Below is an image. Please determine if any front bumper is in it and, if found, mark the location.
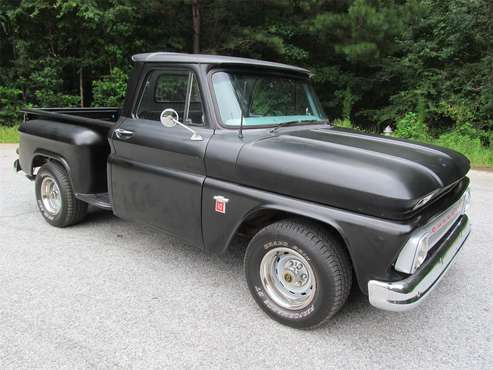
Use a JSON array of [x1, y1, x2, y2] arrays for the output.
[[368, 215, 471, 312]]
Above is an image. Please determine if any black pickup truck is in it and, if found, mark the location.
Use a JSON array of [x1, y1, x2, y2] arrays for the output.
[[14, 52, 471, 328]]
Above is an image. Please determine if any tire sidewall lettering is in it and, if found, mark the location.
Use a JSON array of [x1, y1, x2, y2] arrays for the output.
[[254, 285, 315, 319], [263, 240, 311, 262], [37, 198, 56, 221]]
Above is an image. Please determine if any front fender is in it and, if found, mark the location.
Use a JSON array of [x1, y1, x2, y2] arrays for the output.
[[202, 177, 415, 294]]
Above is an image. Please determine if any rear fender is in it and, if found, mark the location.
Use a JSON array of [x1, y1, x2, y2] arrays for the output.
[[18, 120, 110, 194]]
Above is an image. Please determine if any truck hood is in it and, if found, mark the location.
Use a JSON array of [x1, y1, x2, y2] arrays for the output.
[[235, 127, 470, 219]]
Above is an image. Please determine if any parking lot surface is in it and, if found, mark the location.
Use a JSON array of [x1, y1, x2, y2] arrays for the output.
[[1, 144, 492, 369]]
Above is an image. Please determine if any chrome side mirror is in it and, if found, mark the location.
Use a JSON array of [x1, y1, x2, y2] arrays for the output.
[[160, 108, 178, 128], [160, 108, 203, 141]]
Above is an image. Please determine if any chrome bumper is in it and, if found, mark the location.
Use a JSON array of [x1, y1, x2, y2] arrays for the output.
[[368, 215, 471, 312]]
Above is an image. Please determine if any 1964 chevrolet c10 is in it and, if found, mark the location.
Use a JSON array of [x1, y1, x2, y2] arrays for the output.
[[14, 52, 471, 328]]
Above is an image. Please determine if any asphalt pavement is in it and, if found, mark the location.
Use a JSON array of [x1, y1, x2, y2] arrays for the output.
[[0, 143, 492, 369]]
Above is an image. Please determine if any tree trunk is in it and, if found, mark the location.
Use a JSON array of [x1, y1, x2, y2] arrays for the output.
[[192, 0, 200, 53], [79, 67, 84, 107]]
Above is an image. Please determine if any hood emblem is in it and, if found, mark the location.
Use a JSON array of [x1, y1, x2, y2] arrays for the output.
[[213, 195, 229, 214]]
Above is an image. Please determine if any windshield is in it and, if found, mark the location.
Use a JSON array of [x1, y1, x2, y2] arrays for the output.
[[211, 71, 326, 127]]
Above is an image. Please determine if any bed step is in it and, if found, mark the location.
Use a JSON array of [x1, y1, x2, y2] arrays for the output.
[[76, 192, 112, 210]]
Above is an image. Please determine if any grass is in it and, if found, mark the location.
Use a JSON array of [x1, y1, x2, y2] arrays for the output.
[[0, 125, 19, 143], [435, 138, 493, 168]]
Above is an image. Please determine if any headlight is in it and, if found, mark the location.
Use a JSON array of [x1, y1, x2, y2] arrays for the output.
[[412, 234, 430, 272]]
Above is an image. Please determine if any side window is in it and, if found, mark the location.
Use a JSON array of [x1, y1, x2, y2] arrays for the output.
[[136, 70, 204, 125]]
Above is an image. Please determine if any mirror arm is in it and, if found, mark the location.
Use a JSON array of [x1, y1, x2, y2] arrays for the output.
[[172, 118, 203, 141], [172, 118, 195, 134]]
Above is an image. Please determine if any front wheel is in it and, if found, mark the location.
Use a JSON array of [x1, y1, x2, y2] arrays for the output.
[[35, 161, 88, 227], [244, 219, 352, 329]]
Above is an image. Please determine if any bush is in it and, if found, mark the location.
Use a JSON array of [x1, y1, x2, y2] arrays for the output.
[[394, 112, 430, 142], [92, 68, 128, 107], [0, 86, 23, 126], [333, 118, 353, 128], [381, 111, 493, 167], [34, 90, 80, 107], [30, 65, 80, 107]]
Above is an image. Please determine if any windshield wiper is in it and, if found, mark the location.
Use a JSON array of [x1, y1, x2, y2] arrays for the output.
[[269, 119, 328, 134]]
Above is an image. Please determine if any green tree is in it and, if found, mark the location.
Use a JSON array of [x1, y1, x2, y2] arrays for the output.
[[0, 0, 491, 142], [92, 67, 128, 107]]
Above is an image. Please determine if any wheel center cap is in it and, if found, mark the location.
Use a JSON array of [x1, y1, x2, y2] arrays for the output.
[[283, 272, 293, 283]]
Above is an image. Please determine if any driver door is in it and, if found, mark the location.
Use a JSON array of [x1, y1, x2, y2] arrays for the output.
[[109, 68, 212, 248]]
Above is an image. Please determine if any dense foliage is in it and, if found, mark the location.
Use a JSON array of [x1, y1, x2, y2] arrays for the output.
[[0, 0, 492, 164]]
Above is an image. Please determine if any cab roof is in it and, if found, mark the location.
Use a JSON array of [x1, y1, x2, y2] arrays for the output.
[[131, 52, 310, 75]]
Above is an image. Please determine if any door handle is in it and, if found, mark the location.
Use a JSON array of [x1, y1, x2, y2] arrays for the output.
[[114, 128, 134, 140]]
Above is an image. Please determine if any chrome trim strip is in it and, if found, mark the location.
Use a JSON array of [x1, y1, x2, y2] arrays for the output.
[[368, 215, 470, 312]]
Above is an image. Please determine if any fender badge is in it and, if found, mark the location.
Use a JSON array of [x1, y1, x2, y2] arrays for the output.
[[213, 195, 229, 214]]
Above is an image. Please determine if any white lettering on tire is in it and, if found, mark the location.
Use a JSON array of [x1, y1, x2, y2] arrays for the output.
[[254, 285, 314, 319]]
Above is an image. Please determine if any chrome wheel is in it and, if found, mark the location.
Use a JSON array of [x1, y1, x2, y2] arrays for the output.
[[259, 247, 316, 310], [40, 176, 62, 215]]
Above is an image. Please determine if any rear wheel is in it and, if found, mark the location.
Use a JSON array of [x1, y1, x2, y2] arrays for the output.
[[35, 161, 88, 227], [244, 219, 352, 329]]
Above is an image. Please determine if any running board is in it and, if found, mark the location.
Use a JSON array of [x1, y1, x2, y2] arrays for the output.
[[76, 192, 112, 210]]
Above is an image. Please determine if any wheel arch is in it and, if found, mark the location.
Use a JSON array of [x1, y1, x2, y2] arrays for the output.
[[225, 205, 355, 269], [31, 150, 74, 187]]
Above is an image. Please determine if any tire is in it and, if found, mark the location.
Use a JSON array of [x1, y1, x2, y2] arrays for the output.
[[35, 161, 88, 227], [244, 219, 352, 329]]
